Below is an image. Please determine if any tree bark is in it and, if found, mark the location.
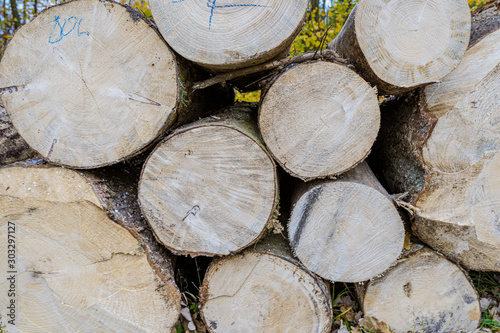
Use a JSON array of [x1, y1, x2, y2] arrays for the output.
[[149, 0, 309, 72], [328, 0, 471, 95], [359, 246, 480, 333], [0, 162, 181, 332], [0, 0, 232, 169], [371, 1, 500, 271], [258, 60, 380, 181], [138, 107, 279, 257], [199, 234, 333, 332], [288, 162, 405, 283], [9, 0, 20, 29]]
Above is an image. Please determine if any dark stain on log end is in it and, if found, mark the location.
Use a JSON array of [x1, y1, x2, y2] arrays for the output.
[[291, 186, 322, 249]]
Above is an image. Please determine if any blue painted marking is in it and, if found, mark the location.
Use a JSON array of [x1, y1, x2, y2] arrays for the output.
[[172, 0, 267, 30], [49, 16, 89, 44]]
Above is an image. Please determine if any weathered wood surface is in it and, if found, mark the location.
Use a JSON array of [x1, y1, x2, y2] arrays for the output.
[[329, 0, 471, 94], [149, 0, 308, 72], [199, 234, 333, 332], [259, 61, 380, 181], [139, 108, 279, 257], [360, 247, 480, 333], [0, 163, 181, 332], [371, 2, 500, 271], [0, 0, 231, 169], [288, 162, 405, 283], [0, 106, 38, 166]]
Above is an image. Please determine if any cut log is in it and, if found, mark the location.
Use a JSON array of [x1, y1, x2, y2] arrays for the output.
[[371, 2, 500, 271], [329, 0, 471, 94], [0, 163, 181, 331], [0, 0, 231, 169], [138, 107, 279, 256], [149, 0, 308, 72], [199, 234, 333, 332], [288, 162, 405, 283], [359, 247, 480, 333], [0, 106, 38, 166], [258, 61, 380, 181]]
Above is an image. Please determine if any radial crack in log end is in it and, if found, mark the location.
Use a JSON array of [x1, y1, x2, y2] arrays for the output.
[[0, 165, 180, 332], [139, 108, 279, 256], [259, 61, 380, 180], [200, 236, 332, 332], [0, 0, 229, 169]]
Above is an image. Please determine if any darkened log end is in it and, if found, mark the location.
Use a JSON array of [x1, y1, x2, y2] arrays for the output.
[[370, 90, 435, 203], [470, 0, 500, 46]]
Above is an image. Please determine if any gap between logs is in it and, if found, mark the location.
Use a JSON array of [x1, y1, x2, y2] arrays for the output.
[[192, 49, 350, 90]]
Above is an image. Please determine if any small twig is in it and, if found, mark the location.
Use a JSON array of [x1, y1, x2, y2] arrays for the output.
[[193, 49, 347, 90], [313, 24, 333, 59]]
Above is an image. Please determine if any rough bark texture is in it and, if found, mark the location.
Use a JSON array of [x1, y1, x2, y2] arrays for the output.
[[0, 162, 180, 332], [288, 162, 405, 283], [149, 0, 308, 72], [0, 106, 38, 166], [139, 107, 279, 257], [371, 1, 500, 271], [199, 234, 333, 332], [0, 0, 232, 169], [360, 247, 480, 333], [329, 0, 471, 95], [259, 60, 380, 181]]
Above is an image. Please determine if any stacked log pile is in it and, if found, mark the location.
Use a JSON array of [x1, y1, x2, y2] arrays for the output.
[[0, 0, 497, 331]]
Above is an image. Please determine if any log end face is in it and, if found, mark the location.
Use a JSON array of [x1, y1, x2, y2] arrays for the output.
[[288, 181, 405, 283], [139, 123, 278, 256], [354, 0, 471, 91], [363, 248, 480, 333], [150, 0, 309, 71], [200, 251, 332, 332], [259, 61, 380, 180], [0, 166, 181, 331], [0, 0, 179, 169]]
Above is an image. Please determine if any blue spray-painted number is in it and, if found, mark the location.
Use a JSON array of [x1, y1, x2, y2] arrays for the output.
[[49, 16, 90, 44], [172, 0, 267, 30]]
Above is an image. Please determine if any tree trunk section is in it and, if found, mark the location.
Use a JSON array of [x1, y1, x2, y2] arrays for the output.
[[149, 0, 308, 72], [329, 0, 471, 95], [199, 234, 333, 332], [371, 2, 500, 271], [0, 163, 181, 332], [138, 107, 279, 257], [288, 162, 405, 283], [359, 247, 480, 333], [0, 0, 232, 169], [258, 61, 380, 181], [0, 106, 38, 166]]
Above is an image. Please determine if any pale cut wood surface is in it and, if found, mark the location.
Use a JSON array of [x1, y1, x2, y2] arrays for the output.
[[371, 2, 500, 271], [149, 0, 308, 72], [259, 61, 380, 181], [362, 248, 480, 333], [0, 0, 183, 168], [330, 0, 471, 94], [199, 235, 333, 332], [0, 106, 38, 166], [0, 165, 180, 332], [288, 162, 405, 282], [139, 109, 278, 256]]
